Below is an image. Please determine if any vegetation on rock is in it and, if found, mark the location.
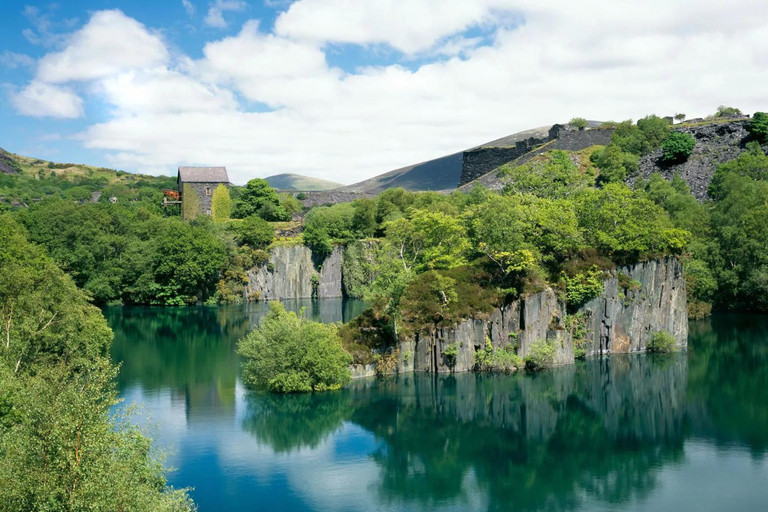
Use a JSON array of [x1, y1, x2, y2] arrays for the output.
[[661, 132, 696, 163], [647, 331, 677, 353]]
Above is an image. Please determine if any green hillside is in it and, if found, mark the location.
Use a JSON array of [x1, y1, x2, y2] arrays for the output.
[[0, 147, 175, 209], [265, 173, 342, 191]]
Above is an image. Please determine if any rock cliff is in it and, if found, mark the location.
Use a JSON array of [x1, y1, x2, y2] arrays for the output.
[[357, 257, 687, 376], [246, 245, 344, 300]]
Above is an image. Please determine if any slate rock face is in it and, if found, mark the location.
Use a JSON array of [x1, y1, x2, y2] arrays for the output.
[[246, 245, 344, 300], [0, 149, 20, 175], [370, 257, 687, 376], [633, 120, 764, 200]]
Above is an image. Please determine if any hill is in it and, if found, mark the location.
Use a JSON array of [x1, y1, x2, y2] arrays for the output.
[[265, 173, 342, 191], [0, 148, 175, 208]]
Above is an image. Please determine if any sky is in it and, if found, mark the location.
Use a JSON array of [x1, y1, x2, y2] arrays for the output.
[[1, 1, 768, 185]]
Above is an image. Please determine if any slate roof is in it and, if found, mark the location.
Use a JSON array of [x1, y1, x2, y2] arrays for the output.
[[177, 166, 229, 183]]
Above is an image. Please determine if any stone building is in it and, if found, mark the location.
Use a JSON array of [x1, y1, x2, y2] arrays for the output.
[[177, 166, 230, 215]]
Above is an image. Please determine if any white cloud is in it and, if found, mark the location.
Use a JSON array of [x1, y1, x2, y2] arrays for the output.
[[11, 81, 84, 118], [37, 10, 168, 83], [182, 0, 196, 15], [204, 0, 247, 28], [11, 2, 768, 185], [0, 51, 35, 69]]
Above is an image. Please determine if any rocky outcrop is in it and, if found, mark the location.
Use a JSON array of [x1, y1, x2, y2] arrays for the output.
[[246, 245, 344, 300], [632, 119, 764, 200], [356, 257, 687, 377], [581, 258, 688, 356], [0, 149, 20, 175]]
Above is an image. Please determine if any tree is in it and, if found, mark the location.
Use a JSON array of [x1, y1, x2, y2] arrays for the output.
[[715, 105, 742, 118], [238, 302, 352, 393], [748, 112, 768, 143], [233, 178, 283, 219], [569, 117, 588, 129], [211, 184, 231, 222], [233, 216, 274, 248], [502, 150, 595, 197], [590, 144, 639, 184], [182, 183, 200, 220], [674, 113, 686, 123], [661, 132, 696, 164], [351, 198, 377, 237], [0, 215, 194, 511], [708, 142, 768, 200]]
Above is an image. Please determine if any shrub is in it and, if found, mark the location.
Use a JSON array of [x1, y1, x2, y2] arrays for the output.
[[525, 340, 556, 371], [233, 216, 275, 248], [647, 331, 677, 353], [569, 117, 588, 129], [714, 105, 742, 118], [443, 343, 459, 368], [561, 266, 604, 308], [661, 132, 695, 163], [238, 302, 352, 393], [748, 112, 768, 143], [474, 339, 522, 372]]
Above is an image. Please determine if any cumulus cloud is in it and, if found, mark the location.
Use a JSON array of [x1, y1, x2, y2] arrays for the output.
[[37, 10, 168, 83], [11, 81, 84, 118], [11, 1, 768, 185], [204, 0, 247, 28]]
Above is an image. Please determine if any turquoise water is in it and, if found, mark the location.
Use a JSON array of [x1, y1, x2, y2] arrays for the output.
[[107, 305, 768, 512]]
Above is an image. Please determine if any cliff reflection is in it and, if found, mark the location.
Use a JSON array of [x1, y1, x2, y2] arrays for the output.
[[243, 354, 688, 511]]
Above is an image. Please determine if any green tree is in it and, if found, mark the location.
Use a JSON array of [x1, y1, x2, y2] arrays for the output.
[[0, 215, 194, 511], [569, 117, 588, 129], [661, 132, 696, 164], [590, 144, 639, 184], [674, 113, 686, 123], [748, 112, 768, 143], [708, 142, 768, 200], [232, 216, 274, 248], [211, 184, 231, 222], [714, 105, 742, 118], [233, 178, 285, 220], [182, 183, 200, 220], [351, 198, 377, 237], [502, 150, 595, 197], [238, 302, 352, 393]]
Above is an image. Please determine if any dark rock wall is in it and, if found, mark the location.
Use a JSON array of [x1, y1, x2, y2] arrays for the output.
[[632, 120, 756, 200], [246, 245, 344, 300]]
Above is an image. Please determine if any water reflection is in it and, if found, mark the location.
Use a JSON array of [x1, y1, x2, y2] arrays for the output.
[[107, 308, 768, 512]]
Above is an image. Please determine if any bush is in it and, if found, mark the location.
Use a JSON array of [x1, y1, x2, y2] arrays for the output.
[[474, 339, 522, 372], [443, 342, 459, 368], [569, 117, 588, 129], [525, 340, 556, 371], [748, 112, 768, 143], [647, 331, 677, 353], [561, 266, 604, 308], [661, 132, 696, 163], [238, 302, 352, 393], [233, 216, 274, 248], [714, 105, 742, 118]]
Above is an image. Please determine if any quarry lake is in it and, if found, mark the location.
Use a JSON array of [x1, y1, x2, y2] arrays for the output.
[[106, 304, 768, 512]]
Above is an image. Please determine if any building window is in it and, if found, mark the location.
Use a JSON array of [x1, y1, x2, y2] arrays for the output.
[[206, 209, 211, 215], [205, 187, 211, 195]]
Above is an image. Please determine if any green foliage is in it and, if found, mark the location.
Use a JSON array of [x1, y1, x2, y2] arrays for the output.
[[574, 183, 689, 261], [748, 112, 768, 143], [661, 132, 696, 163], [181, 183, 200, 220], [352, 198, 377, 237], [569, 117, 588, 129], [617, 272, 642, 292], [296, 191, 307, 200], [611, 116, 670, 156], [238, 302, 352, 393], [0, 216, 194, 511], [561, 267, 604, 308], [674, 113, 686, 122], [566, 313, 590, 359], [708, 142, 768, 199], [714, 105, 742, 118], [443, 343, 459, 368], [501, 150, 595, 198], [474, 339, 522, 372], [232, 216, 275, 249], [383, 210, 469, 272], [234, 178, 289, 221], [647, 331, 677, 353], [525, 340, 557, 371], [278, 192, 302, 215], [211, 183, 231, 222], [341, 241, 375, 298], [590, 144, 639, 184]]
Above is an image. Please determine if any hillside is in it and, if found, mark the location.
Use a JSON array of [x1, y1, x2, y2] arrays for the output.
[[264, 173, 342, 191], [0, 147, 175, 208]]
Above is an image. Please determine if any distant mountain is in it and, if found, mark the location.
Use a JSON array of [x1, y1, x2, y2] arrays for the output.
[[339, 125, 556, 194], [265, 173, 343, 191]]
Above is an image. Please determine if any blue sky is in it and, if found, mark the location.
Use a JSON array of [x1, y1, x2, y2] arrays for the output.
[[1, 0, 767, 184]]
